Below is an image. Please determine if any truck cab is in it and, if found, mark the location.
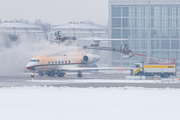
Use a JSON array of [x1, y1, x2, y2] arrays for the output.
[[133, 62, 144, 76], [133, 62, 143, 68]]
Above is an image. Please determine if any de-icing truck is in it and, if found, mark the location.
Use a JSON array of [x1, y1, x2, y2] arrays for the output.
[[133, 58, 176, 78]]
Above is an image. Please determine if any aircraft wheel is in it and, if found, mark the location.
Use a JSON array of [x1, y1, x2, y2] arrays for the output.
[[47, 72, 51, 76], [31, 73, 35, 78], [51, 71, 55, 76], [38, 71, 44, 76], [58, 73, 66, 77], [77, 71, 83, 77], [47, 71, 55, 76]]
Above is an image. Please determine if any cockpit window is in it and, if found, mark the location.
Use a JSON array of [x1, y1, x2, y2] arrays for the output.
[[30, 59, 40, 62]]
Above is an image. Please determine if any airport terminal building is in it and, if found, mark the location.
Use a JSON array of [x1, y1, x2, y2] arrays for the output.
[[109, 0, 180, 69], [0, 20, 44, 40]]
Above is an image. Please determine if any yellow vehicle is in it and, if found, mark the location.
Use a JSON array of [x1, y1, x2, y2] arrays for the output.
[[134, 63, 176, 78]]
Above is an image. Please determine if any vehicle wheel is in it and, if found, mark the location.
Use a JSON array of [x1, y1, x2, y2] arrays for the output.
[[161, 73, 170, 78]]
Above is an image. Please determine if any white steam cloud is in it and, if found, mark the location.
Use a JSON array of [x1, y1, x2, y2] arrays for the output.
[[0, 33, 81, 76]]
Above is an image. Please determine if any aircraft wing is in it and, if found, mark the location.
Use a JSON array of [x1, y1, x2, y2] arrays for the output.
[[60, 66, 135, 72]]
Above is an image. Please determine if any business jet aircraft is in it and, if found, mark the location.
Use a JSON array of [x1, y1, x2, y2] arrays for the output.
[[26, 38, 133, 77]]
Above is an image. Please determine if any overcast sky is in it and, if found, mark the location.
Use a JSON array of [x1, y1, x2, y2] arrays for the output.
[[0, 0, 108, 25]]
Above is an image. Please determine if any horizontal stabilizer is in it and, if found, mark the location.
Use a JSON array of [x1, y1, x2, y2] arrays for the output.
[[79, 37, 128, 41]]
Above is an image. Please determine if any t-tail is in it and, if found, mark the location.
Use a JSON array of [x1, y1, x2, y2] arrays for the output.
[[88, 40, 100, 54]]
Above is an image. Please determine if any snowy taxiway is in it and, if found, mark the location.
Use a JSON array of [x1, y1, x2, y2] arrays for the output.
[[0, 73, 180, 88]]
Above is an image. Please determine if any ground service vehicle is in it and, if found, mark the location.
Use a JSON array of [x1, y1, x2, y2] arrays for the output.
[[134, 61, 176, 78]]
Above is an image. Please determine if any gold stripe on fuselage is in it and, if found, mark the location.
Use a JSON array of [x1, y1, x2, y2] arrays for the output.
[[33, 55, 84, 70], [144, 65, 175, 68]]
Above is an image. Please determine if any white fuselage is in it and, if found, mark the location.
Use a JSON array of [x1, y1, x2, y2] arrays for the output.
[[26, 54, 100, 71]]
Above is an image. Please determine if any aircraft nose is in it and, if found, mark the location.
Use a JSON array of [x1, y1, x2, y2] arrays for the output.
[[97, 55, 100, 60], [26, 63, 35, 70]]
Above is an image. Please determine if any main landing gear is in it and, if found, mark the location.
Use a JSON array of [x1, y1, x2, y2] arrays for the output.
[[32, 70, 84, 78], [47, 71, 55, 77], [47, 71, 66, 77], [77, 71, 83, 77], [57, 72, 66, 77], [38, 71, 44, 76]]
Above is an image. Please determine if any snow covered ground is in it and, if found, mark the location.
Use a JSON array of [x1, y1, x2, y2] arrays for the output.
[[0, 86, 180, 120], [29, 79, 179, 84]]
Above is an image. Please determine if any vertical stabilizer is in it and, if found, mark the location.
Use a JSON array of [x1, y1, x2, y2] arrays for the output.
[[88, 40, 100, 54]]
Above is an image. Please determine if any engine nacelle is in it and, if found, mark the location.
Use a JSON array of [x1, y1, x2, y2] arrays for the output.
[[82, 54, 100, 64]]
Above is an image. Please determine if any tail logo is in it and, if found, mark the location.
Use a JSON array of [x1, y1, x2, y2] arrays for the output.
[[91, 44, 99, 46]]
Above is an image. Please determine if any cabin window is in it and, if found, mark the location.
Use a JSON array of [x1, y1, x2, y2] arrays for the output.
[[62, 61, 64, 64], [55, 61, 57, 64], [37, 60, 40, 62], [65, 61, 67, 63], [48, 61, 50, 64], [52, 61, 54, 64], [58, 61, 60, 64], [69, 60, 71, 63]]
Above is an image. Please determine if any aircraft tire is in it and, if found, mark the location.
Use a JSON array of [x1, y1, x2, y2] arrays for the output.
[[77, 74, 83, 77], [77, 71, 83, 77], [38, 71, 44, 76], [47, 71, 55, 77], [58, 73, 65, 77], [31, 75, 34, 78], [51, 71, 55, 76]]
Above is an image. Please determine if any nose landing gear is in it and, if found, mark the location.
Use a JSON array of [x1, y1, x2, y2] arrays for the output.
[[31, 72, 35, 78]]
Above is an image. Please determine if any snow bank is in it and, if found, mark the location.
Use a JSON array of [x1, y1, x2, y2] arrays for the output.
[[0, 86, 180, 120]]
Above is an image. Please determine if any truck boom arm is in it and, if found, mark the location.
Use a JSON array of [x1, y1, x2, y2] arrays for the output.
[[83, 45, 134, 58]]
